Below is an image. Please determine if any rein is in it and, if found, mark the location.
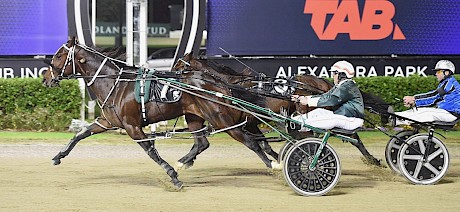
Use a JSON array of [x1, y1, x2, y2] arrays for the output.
[[177, 66, 324, 101]]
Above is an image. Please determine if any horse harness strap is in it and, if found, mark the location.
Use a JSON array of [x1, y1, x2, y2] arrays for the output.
[[209, 117, 248, 135], [87, 57, 109, 86], [140, 69, 149, 122], [134, 118, 248, 142], [58, 44, 76, 77], [94, 117, 118, 130]]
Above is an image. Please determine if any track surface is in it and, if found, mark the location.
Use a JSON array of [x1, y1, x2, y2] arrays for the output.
[[1, 141, 460, 211]]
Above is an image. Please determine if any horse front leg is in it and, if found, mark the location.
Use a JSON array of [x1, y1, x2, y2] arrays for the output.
[[176, 114, 210, 170], [349, 133, 382, 166], [52, 119, 110, 165], [126, 126, 183, 189]]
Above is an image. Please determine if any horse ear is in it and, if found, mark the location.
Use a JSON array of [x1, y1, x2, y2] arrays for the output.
[[184, 52, 193, 61], [67, 36, 77, 47], [241, 67, 253, 76]]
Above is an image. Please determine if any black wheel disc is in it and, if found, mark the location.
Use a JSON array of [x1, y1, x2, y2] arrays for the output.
[[399, 134, 449, 184], [283, 139, 341, 196]]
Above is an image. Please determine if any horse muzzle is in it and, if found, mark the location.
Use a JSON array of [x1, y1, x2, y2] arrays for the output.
[[42, 77, 61, 88]]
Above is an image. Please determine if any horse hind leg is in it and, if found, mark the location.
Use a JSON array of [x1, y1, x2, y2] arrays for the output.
[[52, 121, 109, 165], [226, 128, 280, 170], [349, 133, 382, 166], [176, 130, 209, 170], [259, 140, 279, 161], [245, 124, 279, 161], [176, 115, 210, 170]]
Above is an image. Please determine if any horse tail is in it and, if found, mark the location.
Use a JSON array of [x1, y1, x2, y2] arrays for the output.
[[361, 91, 389, 109], [360, 90, 391, 124]]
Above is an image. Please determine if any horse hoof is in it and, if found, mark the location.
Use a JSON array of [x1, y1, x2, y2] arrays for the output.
[[368, 157, 382, 166], [172, 180, 183, 190], [183, 161, 194, 170], [52, 159, 61, 166], [174, 162, 184, 171], [373, 159, 385, 167], [271, 161, 283, 170], [363, 156, 383, 167]]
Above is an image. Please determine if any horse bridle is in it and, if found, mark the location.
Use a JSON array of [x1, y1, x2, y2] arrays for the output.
[[177, 58, 191, 68], [46, 43, 78, 83], [49, 42, 134, 85]]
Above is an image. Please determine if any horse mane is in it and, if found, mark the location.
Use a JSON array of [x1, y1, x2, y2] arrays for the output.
[[230, 84, 266, 108], [193, 58, 266, 108], [95, 46, 127, 60], [205, 59, 245, 76]]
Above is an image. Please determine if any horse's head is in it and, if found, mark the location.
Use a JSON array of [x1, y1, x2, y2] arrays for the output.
[[42, 38, 76, 87], [42, 37, 81, 87]]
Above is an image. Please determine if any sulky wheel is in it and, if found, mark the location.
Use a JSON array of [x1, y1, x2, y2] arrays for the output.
[[398, 134, 449, 185], [278, 141, 295, 163], [283, 138, 341, 196], [385, 130, 416, 174]]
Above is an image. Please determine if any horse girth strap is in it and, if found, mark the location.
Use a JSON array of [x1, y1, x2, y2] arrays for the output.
[[134, 68, 183, 123], [135, 68, 154, 104]]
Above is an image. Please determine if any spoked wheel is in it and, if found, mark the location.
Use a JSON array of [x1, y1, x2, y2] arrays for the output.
[[398, 134, 449, 185], [283, 138, 341, 196], [278, 141, 295, 163], [279, 122, 308, 163], [385, 130, 416, 174]]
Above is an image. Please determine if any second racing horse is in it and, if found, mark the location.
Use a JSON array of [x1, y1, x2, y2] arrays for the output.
[[173, 53, 391, 166]]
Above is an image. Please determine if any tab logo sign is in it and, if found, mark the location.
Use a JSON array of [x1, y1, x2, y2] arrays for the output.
[[304, 0, 405, 40]]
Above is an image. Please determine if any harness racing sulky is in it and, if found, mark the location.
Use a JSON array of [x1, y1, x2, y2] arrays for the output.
[[42, 38, 456, 196], [370, 105, 458, 185]]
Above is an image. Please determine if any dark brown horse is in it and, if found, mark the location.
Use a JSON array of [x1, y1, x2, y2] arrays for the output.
[[42, 38, 281, 189], [173, 53, 390, 166]]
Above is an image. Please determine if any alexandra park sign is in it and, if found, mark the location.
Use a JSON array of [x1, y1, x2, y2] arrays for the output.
[[95, 22, 170, 37]]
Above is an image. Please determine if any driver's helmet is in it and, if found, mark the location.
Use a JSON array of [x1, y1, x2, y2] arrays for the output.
[[330, 60, 355, 78], [433, 60, 455, 74]]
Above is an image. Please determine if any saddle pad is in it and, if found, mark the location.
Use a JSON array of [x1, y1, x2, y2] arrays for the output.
[[148, 80, 182, 103], [135, 68, 182, 104]]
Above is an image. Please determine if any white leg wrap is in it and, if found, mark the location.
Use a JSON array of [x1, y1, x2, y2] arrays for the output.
[[174, 162, 184, 171], [271, 161, 283, 170]]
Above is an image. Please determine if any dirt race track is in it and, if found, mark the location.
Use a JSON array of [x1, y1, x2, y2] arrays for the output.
[[1, 138, 460, 211]]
